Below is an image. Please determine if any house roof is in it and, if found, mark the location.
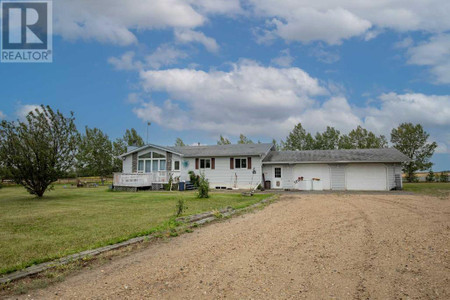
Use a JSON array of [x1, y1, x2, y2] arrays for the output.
[[168, 143, 274, 157], [263, 148, 409, 164], [120, 143, 274, 158]]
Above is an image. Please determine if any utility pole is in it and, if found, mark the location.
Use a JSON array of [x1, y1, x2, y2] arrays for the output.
[[146, 122, 151, 144]]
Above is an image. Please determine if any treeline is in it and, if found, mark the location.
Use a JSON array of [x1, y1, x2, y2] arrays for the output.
[[0, 105, 441, 197]]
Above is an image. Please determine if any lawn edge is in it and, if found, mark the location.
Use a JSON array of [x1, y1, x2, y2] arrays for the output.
[[0, 194, 278, 285]]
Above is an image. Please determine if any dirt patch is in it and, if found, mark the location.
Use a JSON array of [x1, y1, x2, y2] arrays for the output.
[[8, 194, 450, 299]]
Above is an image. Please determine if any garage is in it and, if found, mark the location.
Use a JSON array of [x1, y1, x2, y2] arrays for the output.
[[346, 164, 387, 191], [262, 148, 408, 191]]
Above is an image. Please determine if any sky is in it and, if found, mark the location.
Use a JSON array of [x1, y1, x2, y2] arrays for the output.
[[0, 0, 449, 170]]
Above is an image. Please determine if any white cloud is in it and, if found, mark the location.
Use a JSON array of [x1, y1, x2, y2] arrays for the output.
[[15, 104, 41, 120], [188, 0, 243, 15], [108, 51, 143, 71], [54, 0, 207, 45], [309, 46, 340, 64], [407, 34, 450, 84], [145, 45, 188, 69], [109, 45, 188, 71], [135, 60, 327, 136], [249, 0, 450, 44], [174, 29, 219, 53], [271, 49, 294, 67], [0, 111, 5, 120], [131, 60, 450, 152]]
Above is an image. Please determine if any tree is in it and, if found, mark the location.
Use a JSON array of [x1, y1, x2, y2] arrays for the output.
[[314, 126, 341, 150], [426, 169, 436, 182], [272, 139, 281, 151], [237, 134, 253, 144], [174, 138, 186, 147], [112, 138, 127, 172], [440, 172, 449, 182], [217, 135, 231, 145], [339, 126, 387, 149], [282, 123, 315, 150], [391, 123, 437, 182], [0, 105, 78, 197], [76, 127, 114, 181], [123, 128, 144, 147]]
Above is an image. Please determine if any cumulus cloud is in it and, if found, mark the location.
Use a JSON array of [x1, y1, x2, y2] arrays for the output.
[[249, 0, 450, 44], [131, 60, 450, 152], [54, 0, 207, 45], [174, 29, 219, 53], [406, 34, 450, 84], [108, 51, 143, 71]]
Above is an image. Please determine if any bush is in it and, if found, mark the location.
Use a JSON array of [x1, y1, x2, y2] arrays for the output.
[[440, 172, 449, 182], [188, 171, 200, 187], [426, 170, 436, 182], [175, 198, 188, 217], [197, 172, 209, 198]]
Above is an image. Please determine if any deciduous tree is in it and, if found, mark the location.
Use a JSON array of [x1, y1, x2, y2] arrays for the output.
[[282, 123, 315, 150], [237, 134, 253, 144], [174, 138, 186, 147], [391, 123, 437, 182], [217, 135, 231, 145], [0, 105, 78, 197], [123, 128, 144, 147]]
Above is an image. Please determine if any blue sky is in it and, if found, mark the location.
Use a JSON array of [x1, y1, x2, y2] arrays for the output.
[[0, 0, 449, 170]]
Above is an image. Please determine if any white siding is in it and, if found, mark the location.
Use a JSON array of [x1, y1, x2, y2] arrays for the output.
[[181, 156, 262, 189], [293, 164, 331, 190], [122, 156, 132, 173], [346, 164, 387, 191]]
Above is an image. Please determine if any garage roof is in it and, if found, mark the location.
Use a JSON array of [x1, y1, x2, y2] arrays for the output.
[[263, 148, 409, 163]]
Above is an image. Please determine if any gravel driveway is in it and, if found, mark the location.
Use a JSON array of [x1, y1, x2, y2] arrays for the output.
[[19, 194, 450, 299]]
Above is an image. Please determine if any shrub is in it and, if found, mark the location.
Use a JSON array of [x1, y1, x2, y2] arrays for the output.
[[175, 198, 188, 217], [426, 170, 435, 182], [188, 171, 199, 187], [197, 172, 209, 198]]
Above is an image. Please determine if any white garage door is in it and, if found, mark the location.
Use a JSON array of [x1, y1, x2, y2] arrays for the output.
[[346, 164, 387, 191]]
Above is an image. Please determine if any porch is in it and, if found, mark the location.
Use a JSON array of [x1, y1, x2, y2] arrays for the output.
[[113, 172, 169, 189]]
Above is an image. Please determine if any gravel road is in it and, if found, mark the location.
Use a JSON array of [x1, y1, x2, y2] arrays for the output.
[[17, 194, 450, 299]]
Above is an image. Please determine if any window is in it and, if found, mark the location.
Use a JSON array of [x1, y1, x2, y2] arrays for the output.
[[145, 160, 151, 173], [152, 160, 159, 172], [160, 160, 166, 171], [235, 158, 247, 169], [200, 158, 211, 169], [153, 152, 165, 159], [174, 161, 180, 171], [139, 152, 151, 159], [274, 167, 282, 178], [138, 160, 144, 172]]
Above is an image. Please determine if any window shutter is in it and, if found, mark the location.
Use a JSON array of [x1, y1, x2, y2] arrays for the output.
[[230, 158, 234, 169], [248, 157, 252, 169], [211, 158, 215, 169], [195, 158, 199, 169]]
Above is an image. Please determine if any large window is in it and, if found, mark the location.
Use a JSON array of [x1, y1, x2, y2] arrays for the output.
[[174, 161, 180, 171], [235, 158, 247, 169], [137, 151, 166, 173], [138, 160, 144, 172], [200, 158, 211, 169]]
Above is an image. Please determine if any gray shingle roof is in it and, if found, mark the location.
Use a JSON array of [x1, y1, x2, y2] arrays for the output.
[[263, 148, 409, 163], [169, 143, 274, 157]]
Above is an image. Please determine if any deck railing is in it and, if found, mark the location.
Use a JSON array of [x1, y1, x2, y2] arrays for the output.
[[113, 172, 169, 187]]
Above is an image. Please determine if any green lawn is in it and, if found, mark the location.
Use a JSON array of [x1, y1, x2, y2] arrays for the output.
[[0, 185, 271, 275], [403, 182, 450, 198]]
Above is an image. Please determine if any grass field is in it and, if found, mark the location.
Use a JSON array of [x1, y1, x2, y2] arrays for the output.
[[0, 185, 271, 275], [403, 182, 450, 198]]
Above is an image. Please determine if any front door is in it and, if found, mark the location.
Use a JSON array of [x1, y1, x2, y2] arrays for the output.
[[273, 166, 282, 189]]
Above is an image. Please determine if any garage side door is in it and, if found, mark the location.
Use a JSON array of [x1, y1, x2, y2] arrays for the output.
[[330, 164, 346, 190], [347, 164, 387, 191]]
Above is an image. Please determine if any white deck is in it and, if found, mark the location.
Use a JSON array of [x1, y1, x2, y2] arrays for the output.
[[113, 172, 169, 187]]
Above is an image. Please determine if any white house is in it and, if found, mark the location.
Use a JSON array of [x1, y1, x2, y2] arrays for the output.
[[114, 143, 408, 191]]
